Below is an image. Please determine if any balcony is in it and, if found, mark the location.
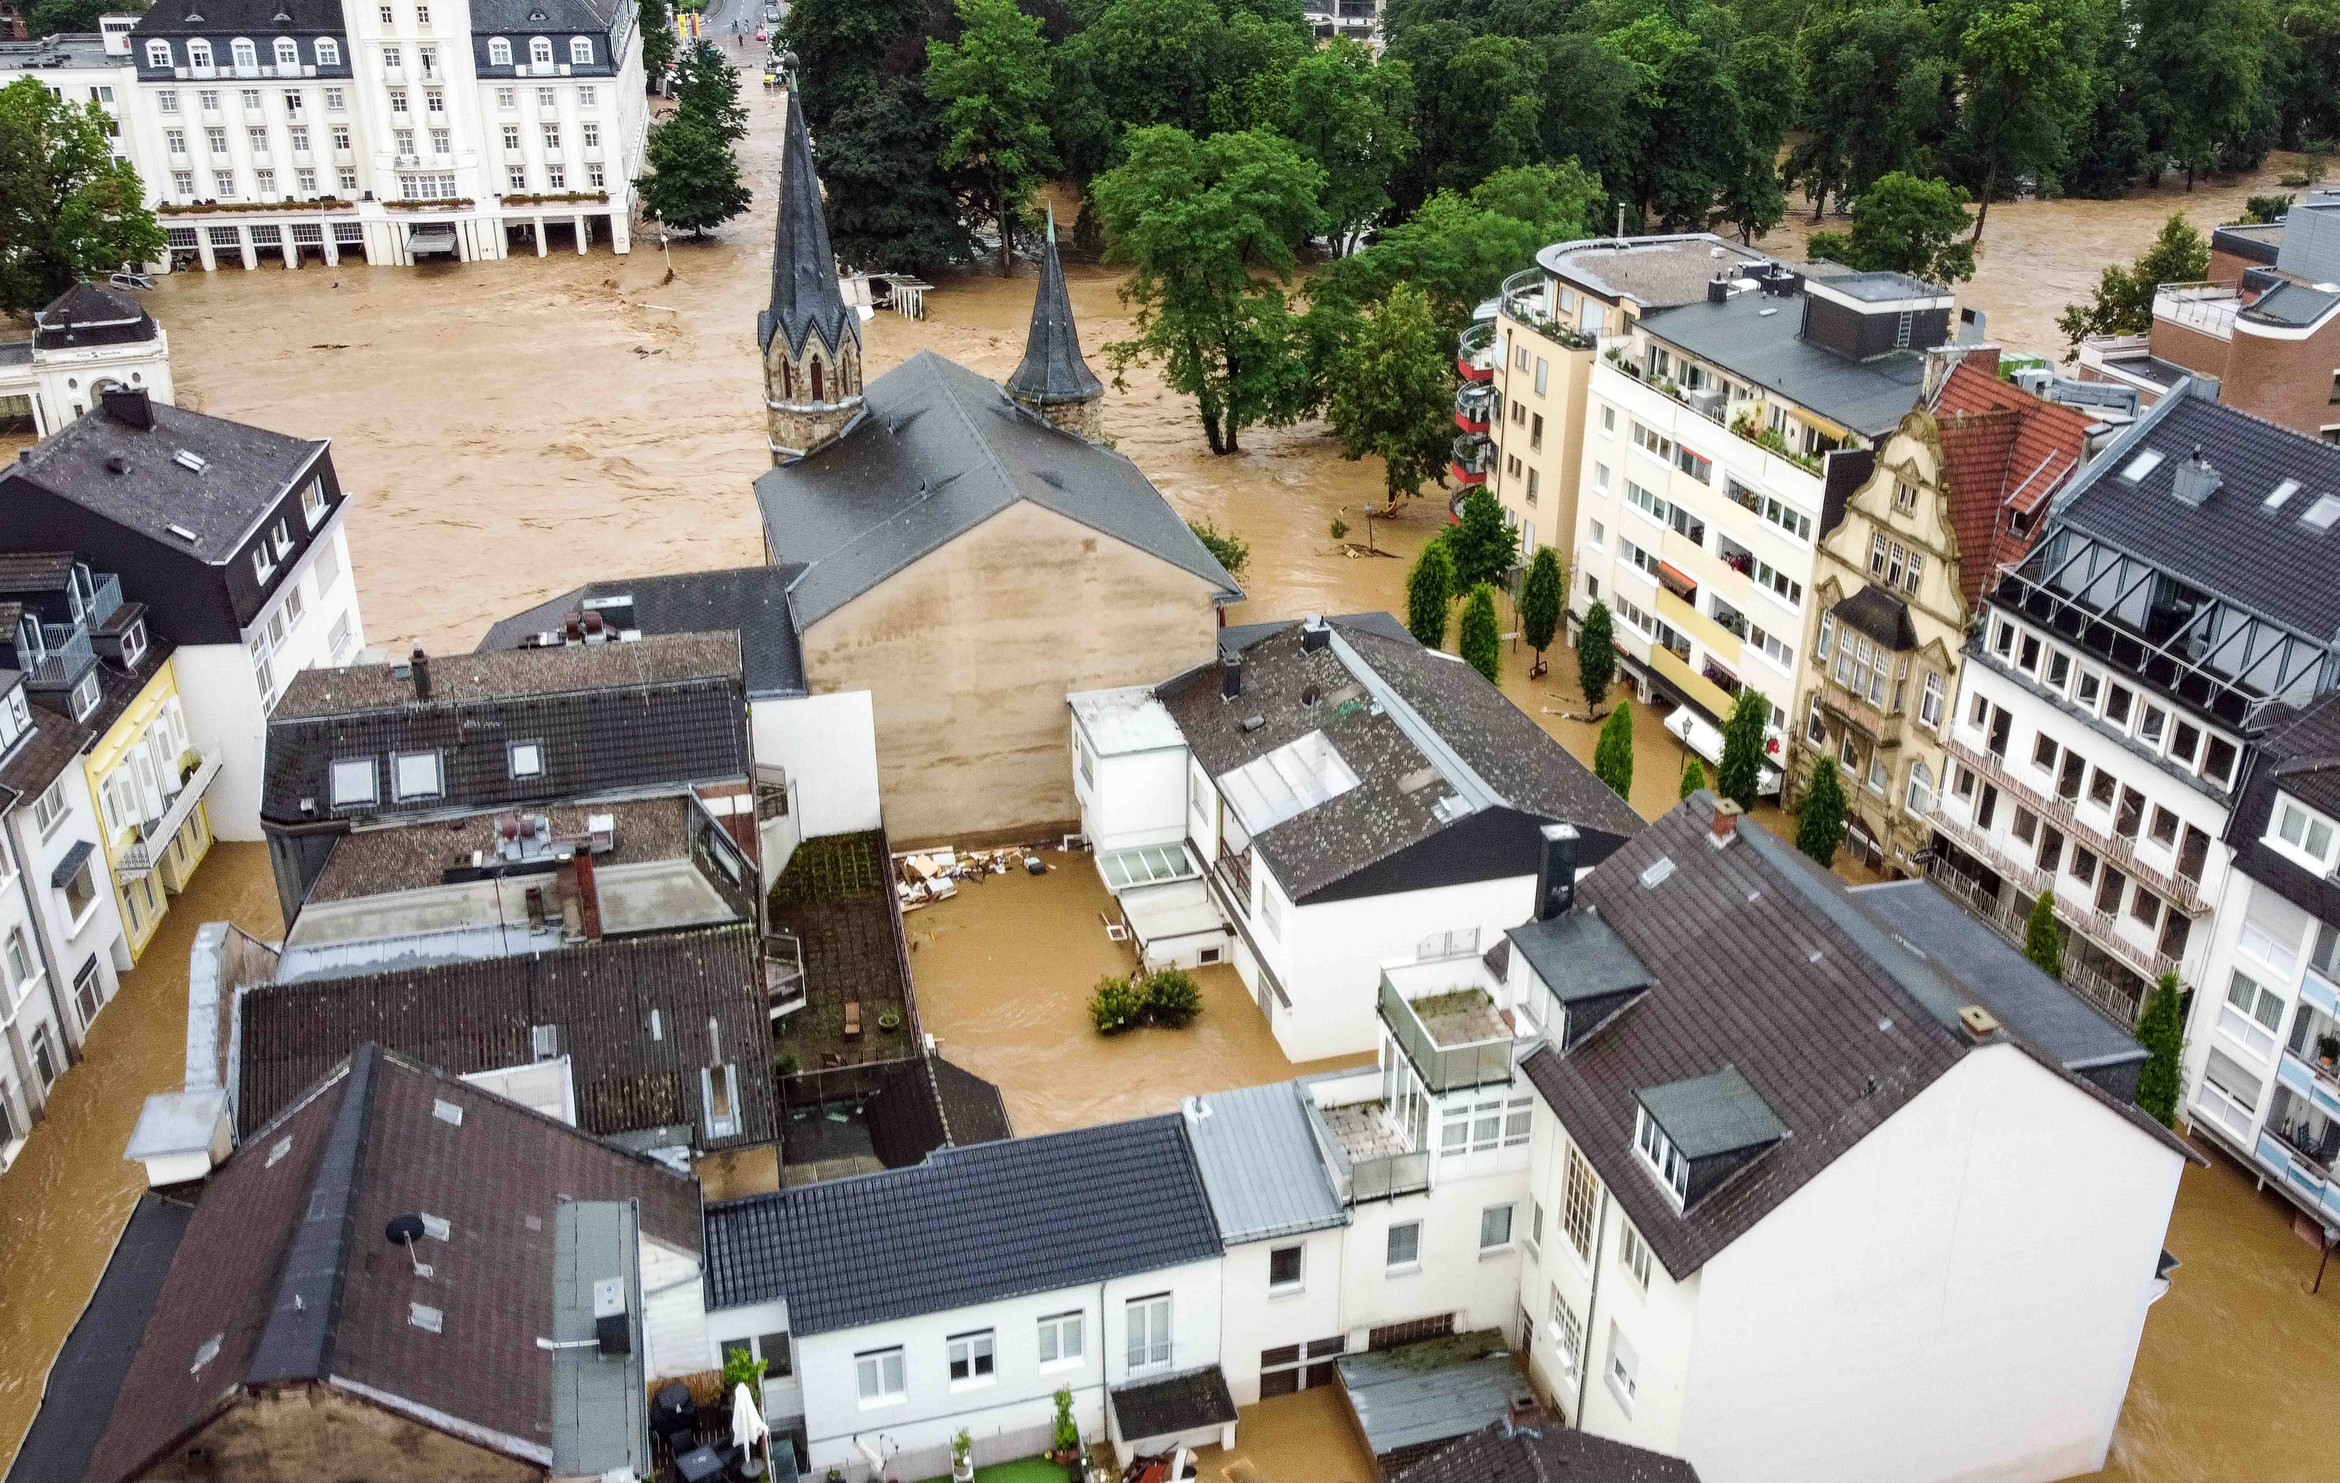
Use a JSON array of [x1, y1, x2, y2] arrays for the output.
[[1820, 674, 1906, 750], [1496, 269, 1592, 348], [26, 625, 93, 691], [1451, 433, 1491, 486], [1301, 1077, 1432, 1205], [117, 751, 222, 876], [1457, 321, 1495, 381], [1215, 839, 1252, 907], [2153, 282, 2240, 341], [1379, 962, 1516, 1093], [1654, 587, 1740, 668], [1943, 734, 2207, 915], [1454, 382, 1494, 434]]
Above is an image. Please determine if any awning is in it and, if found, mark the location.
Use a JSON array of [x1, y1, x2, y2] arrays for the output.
[[1656, 561, 1698, 598], [50, 838, 94, 888], [1662, 708, 1781, 796], [407, 224, 459, 256]]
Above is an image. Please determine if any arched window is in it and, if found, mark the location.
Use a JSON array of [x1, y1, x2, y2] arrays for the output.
[[488, 37, 511, 65], [231, 38, 257, 69], [315, 38, 340, 65], [1905, 761, 1934, 818], [568, 36, 592, 64], [274, 37, 297, 66], [188, 38, 212, 67], [145, 39, 170, 68], [781, 361, 793, 398], [529, 36, 553, 66], [810, 358, 823, 401]]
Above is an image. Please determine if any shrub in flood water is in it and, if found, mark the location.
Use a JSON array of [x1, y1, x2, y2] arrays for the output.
[[1089, 969, 1202, 1034], [1142, 969, 1202, 1028], [1090, 975, 1146, 1034]]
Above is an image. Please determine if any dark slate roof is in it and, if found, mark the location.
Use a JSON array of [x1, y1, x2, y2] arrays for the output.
[[1831, 584, 1919, 651], [1816, 270, 1945, 302], [31, 284, 156, 352], [260, 634, 749, 824], [3, 401, 322, 564], [0, 697, 93, 808], [1218, 610, 1413, 651], [865, 1054, 1015, 1169], [760, 86, 858, 362], [0, 552, 78, 593], [474, 566, 808, 698], [129, 0, 347, 33], [1395, 1421, 1702, 1483], [468, 0, 623, 33], [1158, 621, 1642, 903], [1504, 909, 1653, 1006], [1850, 880, 2147, 1077], [1638, 292, 1929, 437], [2046, 386, 2340, 641], [2221, 693, 2340, 931], [4, 1194, 193, 1483], [1521, 795, 2196, 1277], [1111, 1367, 1237, 1441], [82, 1046, 701, 1483], [754, 352, 1240, 625], [1005, 217, 1103, 405], [703, 1113, 1222, 1329], [2240, 281, 2340, 329], [1637, 1066, 1786, 1159], [236, 926, 775, 1148], [2213, 222, 2285, 266]]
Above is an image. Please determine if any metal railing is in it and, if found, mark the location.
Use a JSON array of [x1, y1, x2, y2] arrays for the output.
[[1943, 734, 2207, 914], [1299, 1092, 1432, 1204], [27, 625, 92, 690], [1456, 321, 1496, 375], [1454, 382, 1496, 428], [2152, 282, 2240, 338], [83, 572, 122, 628], [118, 750, 221, 875], [1378, 975, 1514, 1093], [1215, 840, 1252, 905], [1921, 854, 2150, 1027], [1451, 434, 1492, 478]]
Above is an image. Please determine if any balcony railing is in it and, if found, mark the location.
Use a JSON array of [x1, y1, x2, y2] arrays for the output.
[[83, 571, 122, 628], [1943, 735, 2207, 915], [1454, 382, 1495, 433], [1300, 1092, 1432, 1204], [1379, 975, 1514, 1093], [1920, 854, 2147, 1027], [26, 625, 93, 690], [117, 750, 221, 875], [2153, 282, 2241, 340], [1821, 676, 1906, 749], [1457, 322, 1495, 380], [1215, 840, 1252, 906], [1451, 433, 1491, 485]]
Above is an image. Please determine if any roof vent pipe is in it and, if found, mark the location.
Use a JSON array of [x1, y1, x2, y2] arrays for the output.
[[1536, 823, 1579, 920], [409, 646, 431, 701], [1220, 651, 1242, 700]]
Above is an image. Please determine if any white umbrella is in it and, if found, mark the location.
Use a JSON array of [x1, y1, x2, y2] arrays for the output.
[[732, 1381, 771, 1453]]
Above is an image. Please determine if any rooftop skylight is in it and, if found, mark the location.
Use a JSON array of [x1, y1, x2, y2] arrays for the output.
[[1217, 729, 1360, 836], [2306, 494, 2340, 531], [2266, 478, 2301, 510], [2121, 449, 2165, 482]]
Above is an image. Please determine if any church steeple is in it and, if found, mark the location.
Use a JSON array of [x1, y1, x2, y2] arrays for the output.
[[761, 83, 863, 463], [1005, 209, 1105, 442]]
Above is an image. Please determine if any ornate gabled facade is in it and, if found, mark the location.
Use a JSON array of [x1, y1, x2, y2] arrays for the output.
[[760, 85, 863, 463], [1004, 210, 1104, 442]]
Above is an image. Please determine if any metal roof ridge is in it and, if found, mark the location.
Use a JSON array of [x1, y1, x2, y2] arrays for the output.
[[246, 1041, 376, 1386], [1325, 628, 1506, 816]]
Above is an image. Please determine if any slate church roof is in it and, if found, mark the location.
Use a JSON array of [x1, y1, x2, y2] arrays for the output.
[[753, 352, 1240, 626], [1005, 213, 1103, 406], [760, 86, 858, 363], [475, 565, 809, 698]]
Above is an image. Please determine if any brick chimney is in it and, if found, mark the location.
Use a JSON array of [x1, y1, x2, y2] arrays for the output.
[[409, 645, 431, 700], [1711, 797, 1743, 848]]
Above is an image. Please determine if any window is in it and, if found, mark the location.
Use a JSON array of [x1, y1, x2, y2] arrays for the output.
[[508, 740, 544, 779], [1386, 1221, 1421, 1269], [2274, 799, 2336, 872], [379, 3, 394, 20], [72, 958, 104, 1028], [69, 671, 100, 722], [546, 163, 565, 188], [31, 778, 67, 837], [543, 122, 560, 149], [579, 85, 596, 107], [275, 37, 297, 66], [582, 120, 600, 148], [337, 166, 358, 191], [587, 162, 605, 188], [1037, 1310, 1084, 1364], [290, 124, 309, 151], [212, 173, 237, 199], [1906, 761, 1934, 817], [1629, 421, 1672, 462], [503, 123, 522, 150], [316, 38, 340, 66], [1606, 1322, 1639, 1412], [1634, 1105, 1688, 1205], [1479, 1204, 1514, 1252], [253, 167, 277, 196], [490, 37, 513, 65], [430, 128, 449, 155], [531, 36, 554, 66], [2, 930, 34, 1000], [232, 38, 257, 69], [325, 87, 345, 111], [855, 1348, 906, 1404], [147, 39, 171, 67], [2223, 971, 2285, 1059], [496, 85, 517, 109], [160, 89, 180, 112], [1600, 405, 1616, 435], [1269, 1244, 1303, 1290], [167, 127, 188, 156], [391, 750, 442, 801], [1617, 1222, 1653, 1289], [62, 855, 96, 923], [1547, 1287, 1583, 1375], [570, 36, 593, 64], [1674, 445, 1712, 484], [1527, 1199, 1544, 1254], [384, 46, 402, 70], [1919, 671, 1944, 728], [389, 88, 407, 114], [1126, 1293, 1172, 1371], [426, 88, 444, 113], [1762, 496, 1812, 542], [947, 1330, 996, 1384], [1561, 1144, 1598, 1262], [332, 123, 351, 150], [416, 3, 430, 20], [538, 86, 557, 106], [1893, 478, 1919, 513], [30, 1025, 57, 1090], [189, 40, 212, 68], [206, 126, 227, 153]]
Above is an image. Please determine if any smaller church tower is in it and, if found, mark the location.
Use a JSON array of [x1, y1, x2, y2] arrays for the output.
[[1005, 210, 1105, 442], [761, 86, 864, 463]]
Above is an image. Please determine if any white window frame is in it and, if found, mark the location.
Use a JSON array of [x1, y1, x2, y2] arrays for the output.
[[1478, 1203, 1514, 1253], [1267, 1242, 1304, 1293], [1617, 1221, 1653, 1291], [854, 1347, 906, 1406], [1634, 1104, 1689, 1209], [391, 750, 443, 802], [946, 1329, 996, 1386], [2269, 798, 2338, 876], [1606, 1322, 1639, 1413], [1125, 1293, 1172, 1374], [1037, 1309, 1084, 1367], [31, 778, 68, 838], [1385, 1221, 1422, 1272], [569, 36, 593, 64]]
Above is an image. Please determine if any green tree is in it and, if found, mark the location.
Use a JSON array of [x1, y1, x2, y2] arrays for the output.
[[634, 110, 752, 237], [1187, 520, 1251, 579], [677, 40, 748, 141], [1316, 161, 1603, 329], [640, 0, 677, 85], [2054, 213, 2211, 352], [1785, 2, 1952, 219], [1280, 39, 1417, 254], [2133, 0, 2278, 184], [1796, 757, 1849, 867], [28, 0, 147, 34], [1519, 547, 1564, 671], [1458, 582, 1502, 685], [780, 0, 928, 134], [814, 77, 981, 274], [1806, 171, 1977, 283], [1387, 24, 1546, 212], [2134, 971, 2185, 1126], [1716, 686, 1771, 812], [1448, 486, 1518, 590], [1679, 757, 1708, 801], [1577, 600, 1617, 714], [2023, 889, 2064, 980], [927, 0, 1058, 275], [1954, 0, 2090, 241], [0, 79, 163, 316], [1594, 702, 1636, 801], [1053, 0, 1311, 174], [1093, 126, 1326, 453], [1326, 283, 1456, 504], [1406, 539, 1456, 649]]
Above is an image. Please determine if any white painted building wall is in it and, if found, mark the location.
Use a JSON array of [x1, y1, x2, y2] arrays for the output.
[[1070, 723, 1187, 853], [2, 758, 127, 1054], [640, 1233, 710, 1385], [1215, 1226, 1346, 1406], [752, 689, 882, 839], [0, 799, 72, 1170]]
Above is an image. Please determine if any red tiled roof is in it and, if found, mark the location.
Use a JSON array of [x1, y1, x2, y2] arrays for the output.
[[1933, 362, 2095, 608]]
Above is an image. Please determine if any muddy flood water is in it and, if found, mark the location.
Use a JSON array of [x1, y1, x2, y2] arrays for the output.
[[1, 64, 2334, 1481]]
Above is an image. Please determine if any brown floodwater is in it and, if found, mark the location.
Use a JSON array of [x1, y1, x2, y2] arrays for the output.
[[0, 844, 283, 1466]]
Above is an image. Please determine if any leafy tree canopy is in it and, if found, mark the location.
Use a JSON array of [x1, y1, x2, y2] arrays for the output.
[[1520, 547, 1564, 659], [1796, 757, 1849, 867], [1280, 39, 1417, 254], [0, 79, 164, 316], [1806, 171, 1977, 284], [1594, 702, 1636, 800], [1407, 538, 1456, 648], [813, 77, 982, 274], [1448, 485, 1518, 590], [1326, 283, 1458, 504], [635, 109, 752, 236], [2054, 213, 2208, 352], [1577, 599, 1617, 712], [927, 0, 1059, 272], [1459, 582, 1503, 685]]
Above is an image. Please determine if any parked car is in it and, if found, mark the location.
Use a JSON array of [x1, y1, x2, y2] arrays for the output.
[[108, 270, 155, 291]]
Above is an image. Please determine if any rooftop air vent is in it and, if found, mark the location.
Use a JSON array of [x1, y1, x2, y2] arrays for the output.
[[1240, 715, 1266, 733], [2169, 446, 2220, 505], [104, 454, 130, 474], [1638, 856, 1676, 889], [166, 523, 199, 543], [1300, 684, 1320, 707], [1300, 614, 1331, 653], [1958, 1004, 2001, 1038], [171, 448, 207, 473]]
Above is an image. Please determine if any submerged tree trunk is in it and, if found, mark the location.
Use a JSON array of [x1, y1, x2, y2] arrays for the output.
[[1971, 163, 1996, 243]]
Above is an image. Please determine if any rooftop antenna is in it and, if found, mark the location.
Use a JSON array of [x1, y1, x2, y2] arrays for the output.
[[384, 1214, 434, 1279]]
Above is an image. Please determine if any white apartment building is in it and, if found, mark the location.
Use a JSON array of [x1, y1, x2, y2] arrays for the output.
[[1516, 796, 2194, 1483], [1067, 612, 1642, 1063], [1928, 380, 2329, 1024], [116, 0, 644, 270], [0, 282, 174, 445], [1570, 265, 1967, 751]]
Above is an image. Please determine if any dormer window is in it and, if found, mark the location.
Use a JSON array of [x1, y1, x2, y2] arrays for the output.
[[274, 37, 297, 66], [252, 548, 274, 584], [1633, 1105, 1688, 1206], [392, 749, 443, 801], [530, 36, 553, 66], [2270, 797, 2337, 875], [231, 38, 257, 69], [188, 39, 212, 67], [120, 618, 147, 670], [1633, 1066, 1786, 1213], [702, 1063, 741, 1140], [69, 671, 100, 722], [273, 518, 293, 558], [330, 757, 378, 807], [302, 477, 328, 526], [316, 38, 340, 66], [569, 36, 592, 64], [146, 39, 171, 67], [489, 36, 511, 65]]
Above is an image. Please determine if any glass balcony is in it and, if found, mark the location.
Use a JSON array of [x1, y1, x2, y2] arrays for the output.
[[1379, 966, 1515, 1093], [1450, 433, 1491, 485], [1456, 321, 1495, 381]]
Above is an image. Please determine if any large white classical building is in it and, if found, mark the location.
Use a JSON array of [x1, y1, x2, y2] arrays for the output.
[[18, 1, 650, 270]]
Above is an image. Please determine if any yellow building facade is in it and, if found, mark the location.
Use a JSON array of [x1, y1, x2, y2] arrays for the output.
[[83, 656, 215, 961]]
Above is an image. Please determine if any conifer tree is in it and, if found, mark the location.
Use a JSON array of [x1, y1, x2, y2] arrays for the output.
[[1594, 703, 1635, 802], [1679, 758, 1707, 801], [1458, 582, 1501, 686], [1796, 757, 1849, 868], [1576, 601, 1616, 715], [2134, 971, 2185, 1127], [1406, 539, 1454, 650], [2024, 890, 2065, 981]]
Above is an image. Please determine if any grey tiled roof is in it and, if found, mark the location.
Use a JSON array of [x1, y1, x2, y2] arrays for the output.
[[2219, 693, 2340, 936], [130, 0, 347, 33], [1158, 621, 1641, 902], [4, 401, 322, 564], [468, 0, 622, 32], [1637, 293, 1930, 438], [754, 352, 1240, 626], [475, 566, 808, 698], [761, 87, 858, 363], [1831, 584, 1918, 651], [702, 1113, 1222, 1329], [1504, 909, 1653, 1006], [1185, 1082, 1347, 1245], [31, 284, 156, 352], [1637, 1065, 1786, 1159], [1521, 796, 2194, 1277], [1395, 1422, 1701, 1483], [2047, 386, 2340, 641]]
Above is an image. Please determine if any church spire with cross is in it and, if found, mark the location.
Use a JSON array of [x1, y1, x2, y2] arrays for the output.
[[760, 83, 863, 463], [1004, 208, 1105, 442]]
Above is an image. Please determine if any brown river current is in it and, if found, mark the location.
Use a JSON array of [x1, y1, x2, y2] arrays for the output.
[[0, 74, 2334, 1479]]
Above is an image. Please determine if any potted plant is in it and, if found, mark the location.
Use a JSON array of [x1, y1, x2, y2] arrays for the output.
[[876, 1008, 901, 1033], [950, 1429, 974, 1483], [2318, 1032, 2338, 1071], [1049, 1386, 1079, 1465]]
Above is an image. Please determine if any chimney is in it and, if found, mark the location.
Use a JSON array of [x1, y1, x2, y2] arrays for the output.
[[409, 645, 431, 700], [1711, 798, 1743, 848], [1300, 614, 1331, 653], [1535, 823, 1579, 920], [1707, 271, 1731, 304], [2171, 445, 2221, 505], [101, 386, 153, 429], [573, 846, 603, 940], [1220, 651, 1242, 700]]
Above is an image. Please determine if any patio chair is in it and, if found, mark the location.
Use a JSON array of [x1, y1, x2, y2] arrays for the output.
[[843, 1001, 862, 1040]]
